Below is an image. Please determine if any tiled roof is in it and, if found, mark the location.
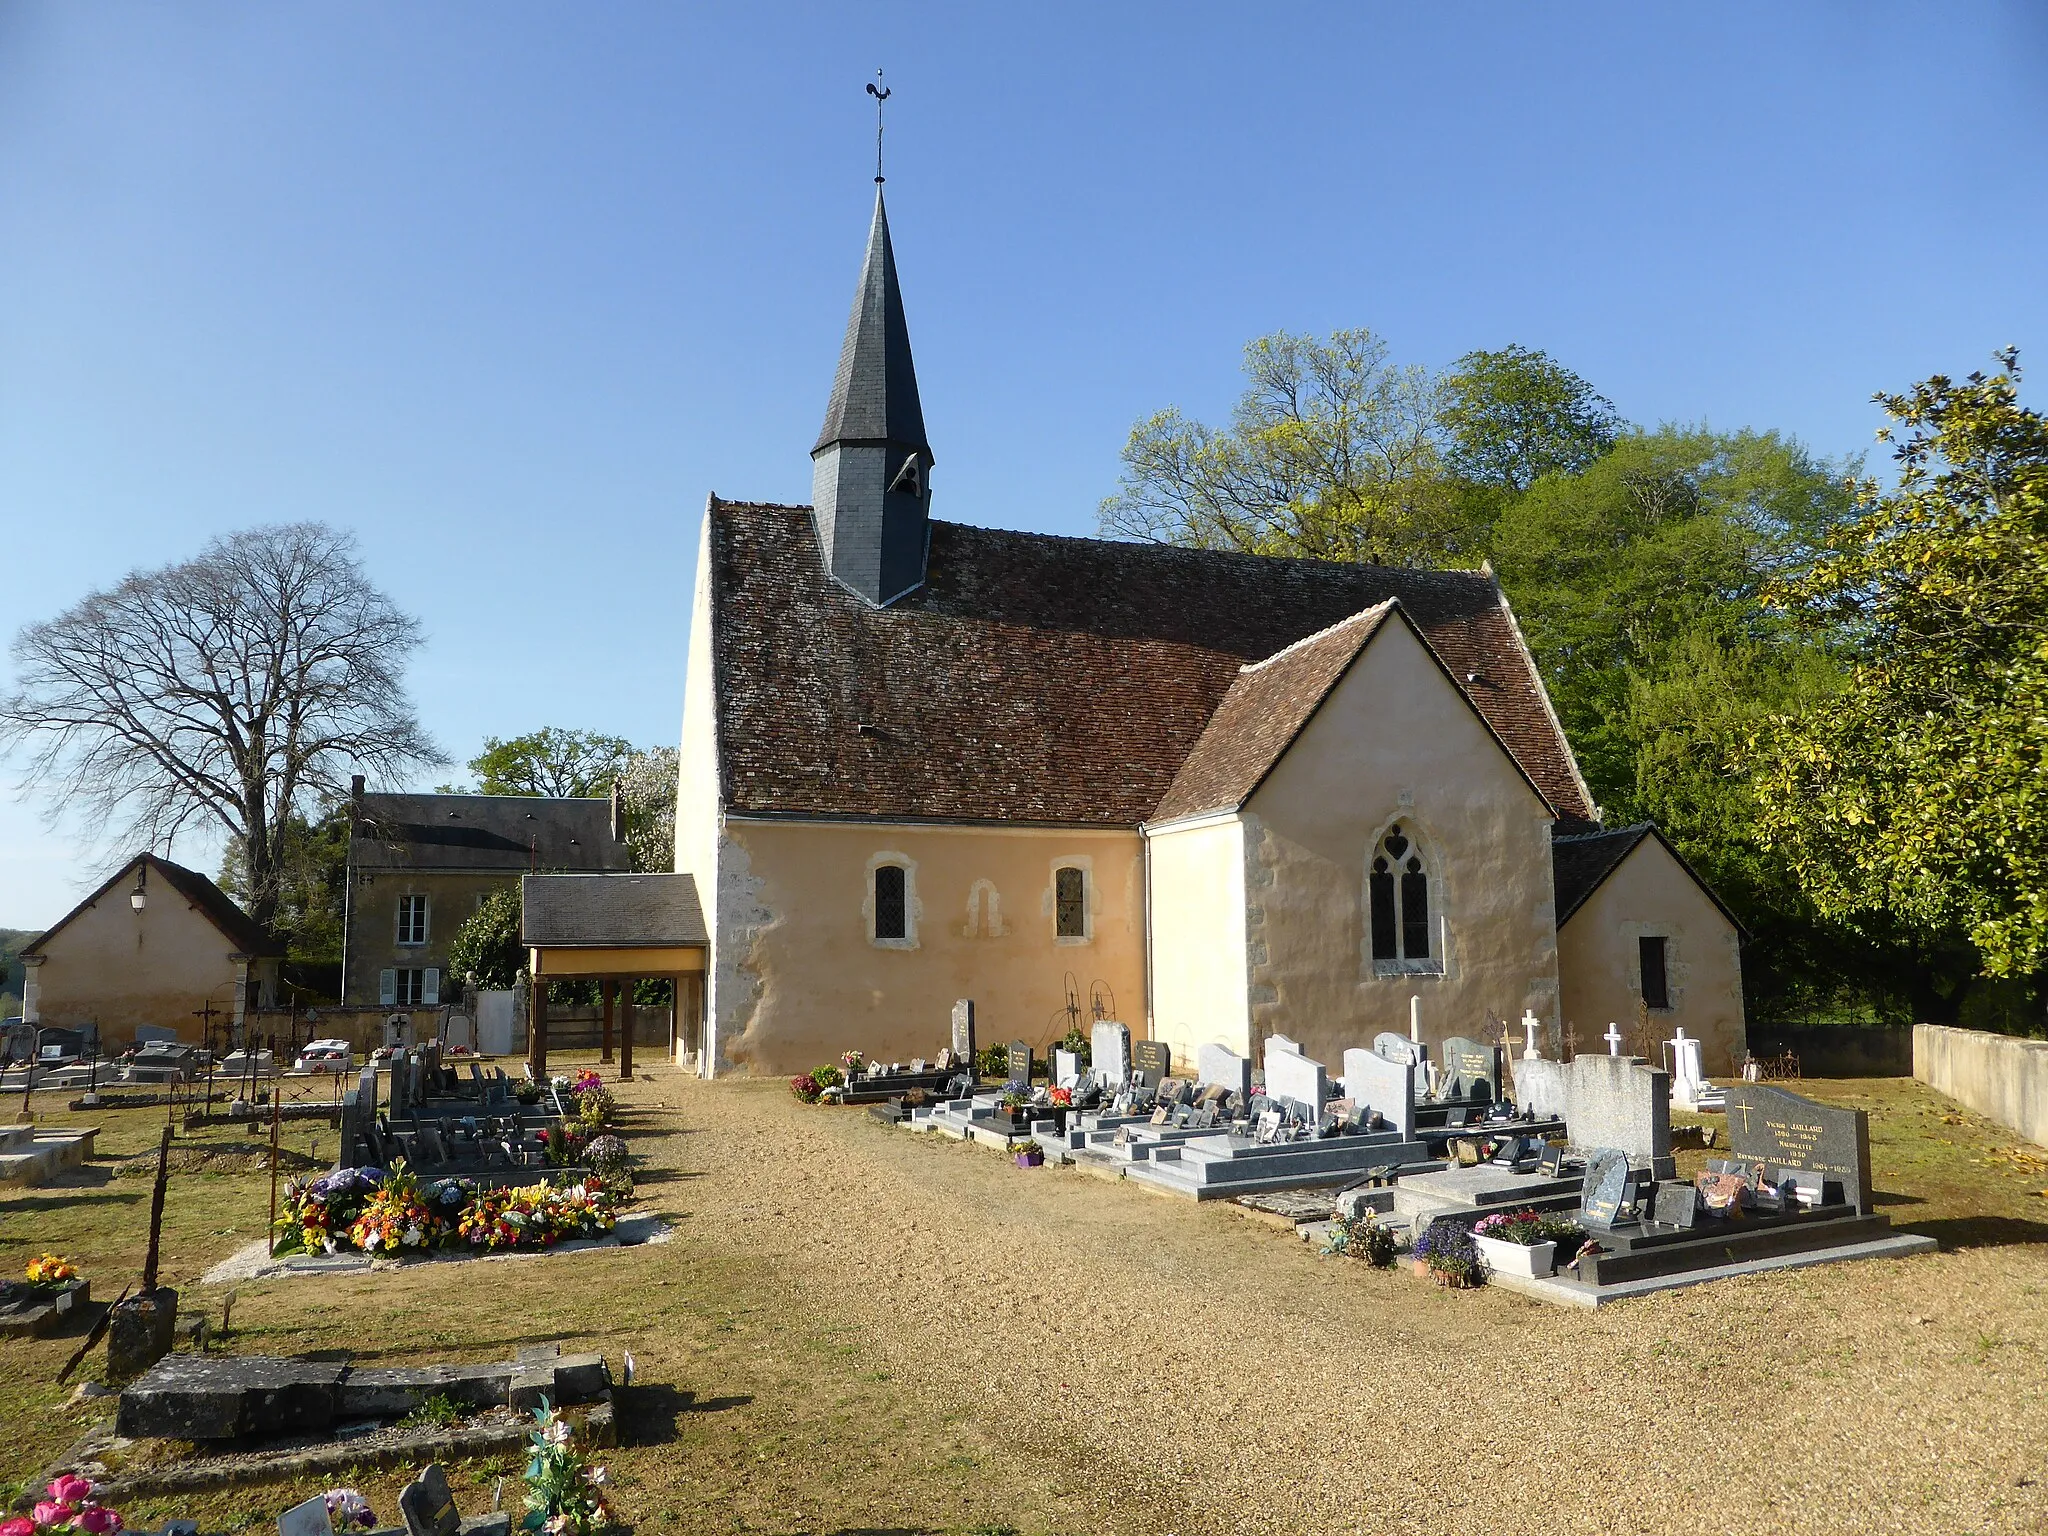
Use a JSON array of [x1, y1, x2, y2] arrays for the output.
[[1152, 604, 1397, 822], [522, 873, 707, 948], [24, 853, 283, 958], [351, 793, 631, 873], [707, 501, 1596, 826]]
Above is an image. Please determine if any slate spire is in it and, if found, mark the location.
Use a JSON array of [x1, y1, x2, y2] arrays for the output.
[[810, 187, 933, 606]]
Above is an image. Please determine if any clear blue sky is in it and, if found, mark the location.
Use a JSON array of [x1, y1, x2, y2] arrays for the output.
[[2, 4, 2044, 928]]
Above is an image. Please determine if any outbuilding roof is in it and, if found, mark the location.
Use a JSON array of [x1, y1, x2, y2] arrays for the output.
[[24, 853, 283, 958], [521, 873, 707, 949], [1552, 822, 1749, 937], [706, 501, 1596, 827], [351, 793, 631, 873]]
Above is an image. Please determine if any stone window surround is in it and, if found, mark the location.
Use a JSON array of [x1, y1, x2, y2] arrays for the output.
[[865, 852, 920, 950], [1625, 922, 1680, 1013], [395, 892, 430, 948], [1362, 814, 1449, 981], [1047, 855, 1094, 946]]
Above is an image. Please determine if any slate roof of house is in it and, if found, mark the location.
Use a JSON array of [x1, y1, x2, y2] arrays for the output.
[[521, 873, 707, 948], [351, 793, 631, 873], [24, 853, 283, 958], [706, 500, 1596, 826], [1551, 822, 1749, 936]]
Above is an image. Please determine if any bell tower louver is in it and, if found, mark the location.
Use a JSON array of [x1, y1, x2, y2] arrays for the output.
[[810, 187, 933, 606]]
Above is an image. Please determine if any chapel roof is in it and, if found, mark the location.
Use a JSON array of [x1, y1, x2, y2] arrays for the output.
[[706, 500, 1596, 826], [350, 793, 631, 874]]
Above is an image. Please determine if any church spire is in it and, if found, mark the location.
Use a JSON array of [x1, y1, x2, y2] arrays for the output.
[[810, 183, 934, 606]]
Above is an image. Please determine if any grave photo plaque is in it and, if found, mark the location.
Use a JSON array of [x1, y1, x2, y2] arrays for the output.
[[1724, 1084, 1873, 1214]]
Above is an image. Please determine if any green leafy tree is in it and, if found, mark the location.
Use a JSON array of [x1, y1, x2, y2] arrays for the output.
[[1439, 344, 1621, 495], [1749, 350, 2048, 993], [1100, 329, 1467, 564], [615, 745, 677, 872], [461, 728, 635, 799], [448, 886, 525, 991], [220, 803, 351, 965]]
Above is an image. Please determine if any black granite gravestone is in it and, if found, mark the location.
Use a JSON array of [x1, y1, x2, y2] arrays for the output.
[[1005, 1040, 1033, 1087], [1724, 1084, 1873, 1214], [950, 1000, 977, 1073], [1132, 1040, 1172, 1088]]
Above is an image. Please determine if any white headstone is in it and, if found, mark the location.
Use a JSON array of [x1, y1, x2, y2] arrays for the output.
[[1263, 1037, 1328, 1120], [1091, 1021, 1131, 1091], [1373, 1031, 1424, 1067], [1196, 1042, 1252, 1099], [278, 1497, 330, 1536], [1053, 1049, 1080, 1089], [1340, 1047, 1415, 1138], [1521, 1009, 1542, 1060]]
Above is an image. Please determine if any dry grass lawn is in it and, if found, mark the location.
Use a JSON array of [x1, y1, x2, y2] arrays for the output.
[[4, 1061, 2047, 1536]]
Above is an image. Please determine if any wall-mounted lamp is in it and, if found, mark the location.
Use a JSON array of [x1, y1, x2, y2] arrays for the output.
[[130, 861, 148, 913]]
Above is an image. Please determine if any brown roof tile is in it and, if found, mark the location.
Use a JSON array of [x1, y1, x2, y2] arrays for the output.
[[708, 501, 1595, 826]]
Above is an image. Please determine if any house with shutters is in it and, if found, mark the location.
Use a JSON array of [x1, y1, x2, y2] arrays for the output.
[[668, 185, 1747, 1078], [343, 780, 631, 1008]]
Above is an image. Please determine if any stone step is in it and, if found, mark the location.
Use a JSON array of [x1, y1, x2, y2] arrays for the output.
[[1124, 1148, 1443, 1201], [1123, 1137, 1434, 1198]]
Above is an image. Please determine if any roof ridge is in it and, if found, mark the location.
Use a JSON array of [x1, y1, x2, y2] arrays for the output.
[[1240, 598, 1397, 673]]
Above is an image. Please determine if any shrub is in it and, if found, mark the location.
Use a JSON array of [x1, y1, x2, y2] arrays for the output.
[[789, 1073, 823, 1104], [1321, 1212, 1399, 1268], [976, 1044, 1011, 1079], [810, 1063, 844, 1090], [398, 1393, 461, 1429], [1056, 1025, 1091, 1069], [576, 1087, 616, 1131]]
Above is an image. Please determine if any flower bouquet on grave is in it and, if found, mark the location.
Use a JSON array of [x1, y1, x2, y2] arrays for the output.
[[457, 1186, 521, 1251], [3, 1474, 128, 1536], [584, 1133, 632, 1196], [25, 1253, 78, 1288], [1319, 1212, 1398, 1269], [276, 1166, 383, 1255], [1472, 1208, 1560, 1278], [520, 1402, 617, 1536], [538, 1124, 588, 1168], [348, 1160, 443, 1255], [789, 1072, 824, 1104], [1046, 1086, 1073, 1109], [1412, 1219, 1482, 1288], [546, 1179, 620, 1239], [570, 1069, 604, 1100], [839, 1049, 865, 1075], [322, 1489, 376, 1532]]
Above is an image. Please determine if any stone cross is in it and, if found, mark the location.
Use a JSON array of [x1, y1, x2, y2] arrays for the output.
[[1603, 1021, 1625, 1056], [1521, 1010, 1542, 1060]]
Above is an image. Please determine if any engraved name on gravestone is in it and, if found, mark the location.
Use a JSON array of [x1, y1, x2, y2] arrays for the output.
[[1580, 1148, 1633, 1228], [1438, 1036, 1495, 1099], [1197, 1043, 1252, 1099], [1340, 1046, 1416, 1138], [1132, 1040, 1172, 1088], [950, 1000, 976, 1067], [1092, 1021, 1131, 1090], [1005, 1041, 1033, 1087], [1373, 1032, 1424, 1067], [1724, 1083, 1873, 1214]]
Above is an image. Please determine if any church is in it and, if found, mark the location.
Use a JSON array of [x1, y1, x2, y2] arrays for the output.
[[662, 185, 1747, 1080]]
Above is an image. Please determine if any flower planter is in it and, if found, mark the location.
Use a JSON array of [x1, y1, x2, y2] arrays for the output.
[[1014, 1150, 1045, 1168], [1474, 1234, 1557, 1278]]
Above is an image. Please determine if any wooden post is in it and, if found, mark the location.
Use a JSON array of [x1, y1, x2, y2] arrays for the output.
[[600, 980, 616, 1064], [266, 1085, 283, 1257], [143, 1126, 173, 1294], [619, 980, 634, 1082], [528, 976, 549, 1082]]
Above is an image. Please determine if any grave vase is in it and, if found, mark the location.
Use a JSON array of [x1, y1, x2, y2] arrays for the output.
[[1473, 1234, 1557, 1279]]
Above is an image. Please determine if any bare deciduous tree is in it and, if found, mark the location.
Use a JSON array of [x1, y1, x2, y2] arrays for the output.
[[0, 523, 441, 930]]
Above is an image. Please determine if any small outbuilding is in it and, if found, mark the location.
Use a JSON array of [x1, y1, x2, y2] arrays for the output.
[[20, 853, 283, 1047]]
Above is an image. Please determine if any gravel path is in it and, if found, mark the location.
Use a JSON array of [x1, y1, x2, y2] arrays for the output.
[[663, 1077, 2048, 1536]]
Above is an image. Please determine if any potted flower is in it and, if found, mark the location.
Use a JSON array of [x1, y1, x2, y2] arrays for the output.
[[1046, 1086, 1073, 1109], [1411, 1219, 1482, 1288], [839, 1049, 865, 1076], [21, 1253, 88, 1323], [1013, 1139, 1045, 1168], [1471, 1208, 1559, 1278]]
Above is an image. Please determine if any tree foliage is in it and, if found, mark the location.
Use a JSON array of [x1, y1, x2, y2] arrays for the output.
[[461, 728, 636, 799], [616, 745, 678, 872], [0, 523, 439, 930], [1749, 350, 2048, 981], [220, 804, 351, 964], [448, 886, 525, 991], [1440, 343, 1620, 495]]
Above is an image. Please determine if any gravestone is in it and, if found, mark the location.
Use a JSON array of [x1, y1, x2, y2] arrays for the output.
[[1652, 1183, 1700, 1228], [1580, 1149, 1633, 1228], [935, 1047, 954, 1071], [1724, 1083, 1873, 1215], [1092, 1021, 1131, 1091], [950, 1000, 977, 1070], [1562, 1054, 1675, 1178], [1196, 1043, 1252, 1100], [1053, 1049, 1080, 1088], [1373, 1031, 1424, 1067], [1263, 1037, 1328, 1121], [279, 1497, 331, 1536], [1132, 1040, 1172, 1089], [1005, 1041, 1033, 1087], [1511, 1057, 1568, 1120], [1438, 1036, 1496, 1099], [1339, 1047, 1415, 1138], [398, 1462, 508, 1536]]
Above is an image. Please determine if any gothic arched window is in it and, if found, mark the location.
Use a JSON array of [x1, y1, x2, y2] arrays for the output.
[[1370, 825, 1439, 973]]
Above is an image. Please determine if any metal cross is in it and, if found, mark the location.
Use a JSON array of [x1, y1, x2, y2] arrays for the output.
[[866, 70, 891, 184]]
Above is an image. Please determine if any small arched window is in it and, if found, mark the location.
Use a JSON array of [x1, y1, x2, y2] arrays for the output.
[[1370, 825, 1438, 973], [1054, 866, 1086, 940], [874, 864, 908, 942]]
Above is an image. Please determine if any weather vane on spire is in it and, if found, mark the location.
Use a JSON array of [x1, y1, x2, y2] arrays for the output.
[[866, 69, 891, 185]]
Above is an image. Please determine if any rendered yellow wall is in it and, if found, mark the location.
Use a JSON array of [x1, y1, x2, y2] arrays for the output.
[[1144, 816, 1251, 1069], [1556, 837, 1746, 1074], [711, 819, 1147, 1076], [30, 889, 260, 1045], [1240, 617, 1561, 1068]]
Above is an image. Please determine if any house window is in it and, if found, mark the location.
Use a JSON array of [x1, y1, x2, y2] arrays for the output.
[[1055, 866, 1086, 940], [1639, 936, 1671, 1011], [381, 967, 440, 1006], [874, 865, 908, 942], [1370, 825, 1441, 974], [396, 894, 429, 947]]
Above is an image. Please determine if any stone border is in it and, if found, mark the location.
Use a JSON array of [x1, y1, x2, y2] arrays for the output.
[[198, 1215, 671, 1285]]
